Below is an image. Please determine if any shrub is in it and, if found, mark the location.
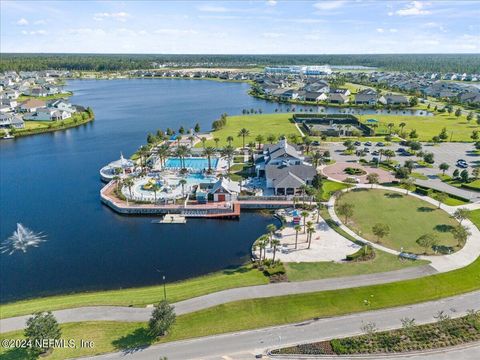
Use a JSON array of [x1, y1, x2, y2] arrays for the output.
[[346, 245, 374, 261]]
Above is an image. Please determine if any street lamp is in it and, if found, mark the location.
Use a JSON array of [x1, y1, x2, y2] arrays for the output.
[[155, 268, 167, 301]]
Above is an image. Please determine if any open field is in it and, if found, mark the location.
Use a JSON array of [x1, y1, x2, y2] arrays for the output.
[[0, 265, 268, 320], [199, 114, 300, 148], [336, 189, 458, 254], [358, 111, 479, 142], [320, 180, 351, 201], [285, 251, 428, 282]]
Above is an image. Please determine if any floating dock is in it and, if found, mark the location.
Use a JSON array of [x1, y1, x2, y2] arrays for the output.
[[153, 214, 187, 224]]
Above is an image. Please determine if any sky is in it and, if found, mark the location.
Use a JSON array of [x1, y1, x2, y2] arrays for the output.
[[1, 0, 479, 54]]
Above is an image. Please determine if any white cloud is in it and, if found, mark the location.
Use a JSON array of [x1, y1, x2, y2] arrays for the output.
[[17, 18, 28, 25], [197, 5, 229, 13], [395, 1, 431, 16], [262, 32, 283, 38], [21, 29, 47, 35], [389, 28, 398, 33], [154, 28, 198, 35], [33, 19, 47, 25], [376, 28, 384, 33], [313, 1, 345, 11], [267, 0, 277, 5], [93, 12, 130, 21]]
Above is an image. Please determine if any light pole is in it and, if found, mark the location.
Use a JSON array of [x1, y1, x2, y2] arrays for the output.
[[163, 275, 167, 301]]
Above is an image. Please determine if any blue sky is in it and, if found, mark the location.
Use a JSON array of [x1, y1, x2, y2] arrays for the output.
[[1, 0, 479, 54]]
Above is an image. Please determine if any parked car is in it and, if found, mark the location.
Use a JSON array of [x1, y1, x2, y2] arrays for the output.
[[365, 141, 372, 146], [311, 141, 320, 146], [457, 159, 468, 168], [372, 150, 379, 156], [363, 147, 370, 153], [354, 141, 361, 146], [372, 157, 379, 163], [376, 142, 385, 147]]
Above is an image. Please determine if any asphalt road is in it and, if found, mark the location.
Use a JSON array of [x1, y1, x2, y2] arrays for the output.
[[87, 291, 480, 360], [0, 265, 436, 333]]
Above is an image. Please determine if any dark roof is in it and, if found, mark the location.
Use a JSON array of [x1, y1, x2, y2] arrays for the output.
[[266, 163, 316, 188]]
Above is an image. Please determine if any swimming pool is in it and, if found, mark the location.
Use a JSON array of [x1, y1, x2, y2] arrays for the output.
[[165, 157, 218, 170]]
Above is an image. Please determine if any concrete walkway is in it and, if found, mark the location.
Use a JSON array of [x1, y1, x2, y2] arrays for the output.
[[0, 265, 436, 333], [328, 184, 480, 272], [87, 291, 480, 360]]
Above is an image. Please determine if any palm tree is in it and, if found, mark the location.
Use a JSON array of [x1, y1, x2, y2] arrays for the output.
[[294, 224, 301, 249], [175, 145, 190, 169], [299, 184, 309, 205], [266, 224, 277, 242], [307, 224, 316, 249], [176, 135, 182, 147], [226, 136, 234, 146], [316, 202, 322, 223], [151, 183, 160, 203], [238, 128, 250, 149], [188, 135, 195, 146], [222, 145, 235, 173], [113, 175, 121, 191], [301, 210, 309, 233], [387, 123, 395, 134], [399, 122, 406, 136], [123, 177, 134, 198], [312, 151, 322, 168], [156, 144, 170, 167], [267, 134, 276, 144], [213, 137, 220, 148], [179, 179, 187, 196], [271, 238, 280, 262], [203, 146, 215, 172], [200, 137, 207, 148], [255, 134, 264, 149]]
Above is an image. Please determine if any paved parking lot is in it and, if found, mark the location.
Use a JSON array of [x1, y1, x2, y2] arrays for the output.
[[322, 141, 480, 201]]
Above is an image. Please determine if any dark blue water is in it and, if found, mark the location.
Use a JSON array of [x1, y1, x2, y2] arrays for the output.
[[0, 79, 280, 303]]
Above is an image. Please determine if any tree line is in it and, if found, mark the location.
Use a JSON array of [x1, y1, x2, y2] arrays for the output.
[[1, 53, 479, 73]]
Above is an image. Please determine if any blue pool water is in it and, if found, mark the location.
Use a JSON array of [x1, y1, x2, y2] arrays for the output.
[[165, 157, 218, 170]]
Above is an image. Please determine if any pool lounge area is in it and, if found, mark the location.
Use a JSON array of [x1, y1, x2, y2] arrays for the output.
[[164, 157, 219, 171]]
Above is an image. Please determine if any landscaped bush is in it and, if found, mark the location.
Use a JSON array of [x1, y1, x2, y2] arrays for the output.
[[344, 167, 367, 176], [346, 245, 375, 261], [263, 262, 286, 277]]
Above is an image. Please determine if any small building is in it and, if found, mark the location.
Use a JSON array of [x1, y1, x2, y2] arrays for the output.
[[0, 113, 24, 129], [19, 99, 46, 112], [328, 93, 349, 104], [378, 94, 409, 105], [354, 93, 378, 105], [209, 178, 240, 202]]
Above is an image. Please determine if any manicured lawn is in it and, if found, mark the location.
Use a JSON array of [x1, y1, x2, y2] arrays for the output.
[[285, 251, 428, 282], [335, 189, 459, 254], [17, 92, 72, 102], [0, 265, 268, 319], [13, 111, 93, 137], [439, 175, 480, 193], [357, 112, 479, 142], [3, 241, 480, 359], [320, 180, 351, 201], [198, 113, 300, 148]]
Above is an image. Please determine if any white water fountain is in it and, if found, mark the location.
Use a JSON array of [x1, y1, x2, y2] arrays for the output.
[[0, 223, 46, 255]]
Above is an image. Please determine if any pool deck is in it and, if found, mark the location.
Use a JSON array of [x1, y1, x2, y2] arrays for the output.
[[101, 181, 295, 217]]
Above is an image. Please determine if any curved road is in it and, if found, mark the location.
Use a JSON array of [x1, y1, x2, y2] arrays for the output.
[[0, 265, 436, 333], [87, 291, 480, 360]]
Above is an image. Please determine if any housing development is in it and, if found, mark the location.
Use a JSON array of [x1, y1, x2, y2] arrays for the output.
[[1, 1, 480, 360]]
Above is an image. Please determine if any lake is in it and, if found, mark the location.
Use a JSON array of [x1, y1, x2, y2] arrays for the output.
[[0, 78, 281, 303]]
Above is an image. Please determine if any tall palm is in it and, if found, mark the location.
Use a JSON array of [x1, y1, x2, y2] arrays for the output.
[[294, 225, 301, 249], [151, 183, 160, 203], [156, 144, 170, 167], [226, 136, 234, 146], [113, 175, 121, 191], [301, 210, 309, 233], [312, 151, 322, 168], [255, 134, 264, 150], [307, 224, 316, 249], [203, 146, 215, 171], [214, 137, 220, 148], [176, 145, 190, 169], [271, 238, 280, 262], [179, 179, 187, 196], [266, 223, 277, 242], [176, 135, 182, 147], [188, 135, 195, 146], [123, 178, 134, 198], [200, 137, 207, 148], [267, 134, 276, 144], [237, 128, 250, 149], [221, 145, 235, 173], [316, 202, 322, 223]]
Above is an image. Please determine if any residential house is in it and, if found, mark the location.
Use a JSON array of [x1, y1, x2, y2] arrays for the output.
[[305, 91, 328, 102], [378, 94, 409, 105], [354, 93, 378, 105], [330, 88, 351, 96], [50, 100, 76, 113], [24, 108, 71, 121], [19, 99, 46, 113], [0, 113, 24, 129], [328, 93, 349, 104]]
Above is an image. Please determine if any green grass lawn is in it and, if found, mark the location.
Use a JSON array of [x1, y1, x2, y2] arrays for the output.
[[17, 92, 72, 102], [13, 111, 93, 137], [336, 189, 459, 254], [357, 111, 479, 142], [320, 180, 351, 201], [439, 175, 480, 193], [3, 229, 480, 359], [0, 265, 268, 320], [198, 113, 300, 148], [285, 251, 428, 282]]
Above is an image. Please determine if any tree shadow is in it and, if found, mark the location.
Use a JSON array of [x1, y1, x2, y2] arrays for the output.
[[434, 224, 455, 233], [222, 265, 250, 275], [417, 206, 435, 212], [111, 327, 156, 354], [384, 192, 403, 198]]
